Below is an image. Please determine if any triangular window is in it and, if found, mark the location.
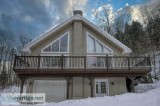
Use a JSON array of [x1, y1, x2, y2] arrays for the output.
[[52, 40, 59, 52], [42, 32, 69, 53], [43, 45, 51, 52], [87, 33, 112, 53]]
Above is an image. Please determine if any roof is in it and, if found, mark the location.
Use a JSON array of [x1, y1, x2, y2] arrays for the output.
[[22, 14, 132, 54]]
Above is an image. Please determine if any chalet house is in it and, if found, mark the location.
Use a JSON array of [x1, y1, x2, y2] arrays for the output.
[[13, 10, 151, 102]]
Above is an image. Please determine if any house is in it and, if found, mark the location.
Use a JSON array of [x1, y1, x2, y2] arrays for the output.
[[13, 10, 151, 102]]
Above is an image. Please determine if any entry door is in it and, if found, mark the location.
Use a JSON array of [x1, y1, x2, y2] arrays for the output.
[[95, 79, 109, 97]]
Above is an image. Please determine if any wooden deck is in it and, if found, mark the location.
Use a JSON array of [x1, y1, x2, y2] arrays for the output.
[[13, 55, 151, 77]]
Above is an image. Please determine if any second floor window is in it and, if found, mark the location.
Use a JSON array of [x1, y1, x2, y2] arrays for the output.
[[42, 32, 69, 53], [87, 33, 112, 54]]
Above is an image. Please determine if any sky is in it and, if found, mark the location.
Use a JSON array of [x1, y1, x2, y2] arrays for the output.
[[0, 0, 159, 39]]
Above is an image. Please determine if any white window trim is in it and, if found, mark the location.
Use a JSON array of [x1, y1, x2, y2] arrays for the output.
[[87, 54, 114, 57], [86, 32, 113, 54], [41, 31, 70, 53], [40, 53, 69, 56], [95, 79, 109, 96]]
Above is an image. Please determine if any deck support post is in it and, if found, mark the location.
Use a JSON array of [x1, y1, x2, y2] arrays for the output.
[[128, 76, 136, 93], [88, 77, 95, 97], [65, 77, 72, 99], [19, 75, 27, 94]]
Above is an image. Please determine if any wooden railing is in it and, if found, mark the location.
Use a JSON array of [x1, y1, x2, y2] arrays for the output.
[[14, 55, 151, 70]]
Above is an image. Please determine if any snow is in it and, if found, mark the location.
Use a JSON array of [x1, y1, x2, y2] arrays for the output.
[[0, 85, 26, 93], [0, 85, 26, 105], [0, 83, 160, 106], [39, 88, 160, 106], [135, 81, 160, 93]]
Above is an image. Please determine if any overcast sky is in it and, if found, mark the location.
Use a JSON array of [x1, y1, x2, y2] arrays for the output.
[[0, 0, 158, 39]]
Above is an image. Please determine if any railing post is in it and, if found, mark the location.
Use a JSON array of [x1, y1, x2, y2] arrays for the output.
[[128, 57, 130, 71], [61, 54, 64, 69], [106, 55, 109, 71], [38, 54, 40, 69], [13, 54, 17, 70], [148, 56, 151, 71], [84, 56, 86, 69]]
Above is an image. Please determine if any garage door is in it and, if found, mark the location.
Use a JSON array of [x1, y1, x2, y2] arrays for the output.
[[33, 80, 66, 102]]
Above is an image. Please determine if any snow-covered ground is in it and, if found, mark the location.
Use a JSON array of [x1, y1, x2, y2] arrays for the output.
[[0, 85, 26, 93], [0, 83, 160, 106], [135, 81, 160, 93]]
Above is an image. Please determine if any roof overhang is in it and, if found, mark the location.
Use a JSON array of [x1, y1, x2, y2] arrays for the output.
[[22, 14, 132, 55]]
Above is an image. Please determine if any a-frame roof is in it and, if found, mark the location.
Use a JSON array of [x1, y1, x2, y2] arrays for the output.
[[22, 14, 132, 54]]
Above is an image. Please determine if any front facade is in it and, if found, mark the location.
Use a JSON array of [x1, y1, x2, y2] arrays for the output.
[[13, 11, 150, 102]]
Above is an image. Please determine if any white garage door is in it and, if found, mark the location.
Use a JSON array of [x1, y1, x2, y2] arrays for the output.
[[33, 80, 66, 102]]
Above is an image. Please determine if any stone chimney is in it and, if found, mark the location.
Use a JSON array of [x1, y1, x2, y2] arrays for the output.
[[73, 10, 83, 16]]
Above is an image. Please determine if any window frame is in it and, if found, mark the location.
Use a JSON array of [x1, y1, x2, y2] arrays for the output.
[[86, 32, 113, 54], [95, 79, 109, 96], [41, 31, 70, 53]]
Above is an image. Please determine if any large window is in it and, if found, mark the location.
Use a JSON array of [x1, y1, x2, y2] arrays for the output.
[[87, 33, 112, 54], [42, 32, 69, 53]]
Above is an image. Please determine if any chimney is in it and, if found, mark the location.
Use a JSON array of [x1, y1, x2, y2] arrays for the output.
[[73, 10, 83, 16]]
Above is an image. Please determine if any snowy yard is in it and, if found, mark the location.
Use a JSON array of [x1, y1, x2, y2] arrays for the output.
[[0, 82, 160, 106]]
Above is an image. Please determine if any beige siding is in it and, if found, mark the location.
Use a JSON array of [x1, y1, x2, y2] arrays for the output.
[[108, 77, 127, 95], [72, 77, 83, 99], [73, 21, 84, 55], [83, 78, 91, 98]]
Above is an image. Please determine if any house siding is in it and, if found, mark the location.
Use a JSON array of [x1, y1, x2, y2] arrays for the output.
[[73, 21, 85, 56], [108, 77, 127, 95]]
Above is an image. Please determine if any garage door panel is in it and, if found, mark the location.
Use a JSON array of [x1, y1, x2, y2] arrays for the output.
[[34, 80, 66, 102]]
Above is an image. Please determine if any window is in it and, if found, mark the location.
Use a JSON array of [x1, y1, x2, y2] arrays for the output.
[[87, 35, 95, 52], [95, 79, 109, 97], [42, 33, 69, 53], [87, 56, 106, 68], [96, 82, 98, 93], [96, 41, 103, 53], [60, 34, 68, 52], [100, 82, 106, 93], [43, 45, 51, 52], [52, 40, 59, 52], [87, 33, 112, 54]]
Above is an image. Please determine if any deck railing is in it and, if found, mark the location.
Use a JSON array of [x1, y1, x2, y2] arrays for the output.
[[14, 55, 151, 70]]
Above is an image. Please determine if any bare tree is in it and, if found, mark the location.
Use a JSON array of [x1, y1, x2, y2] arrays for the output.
[[93, 4, 114, 34], [140, 4, 160, 82]]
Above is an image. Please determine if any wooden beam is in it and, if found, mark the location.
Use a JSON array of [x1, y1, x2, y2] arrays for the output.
[[19, 75, 27, 94], [128, 76, 136, 93], [14, 68, 150, 78], [65, 77, 72, 99], [88, 77, 95, 97]]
